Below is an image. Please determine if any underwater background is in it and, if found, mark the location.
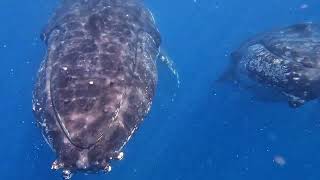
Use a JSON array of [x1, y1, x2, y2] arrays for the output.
[[1, 0, 320, 179]]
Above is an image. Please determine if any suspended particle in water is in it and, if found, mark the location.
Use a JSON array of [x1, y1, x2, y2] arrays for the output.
[[273, 155, 286, 166], [300, 4, 309, 9]]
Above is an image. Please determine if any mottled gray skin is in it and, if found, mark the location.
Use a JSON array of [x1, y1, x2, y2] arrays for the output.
[[32, 0, 160, 177], [224, 23, 320, 107]]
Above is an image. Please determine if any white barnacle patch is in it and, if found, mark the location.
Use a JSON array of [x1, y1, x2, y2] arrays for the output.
[[70, 113, 82, 121], [32, 103, 36, 111], [62, 169, 73, 180], [51, 160, 63, 170], [63, 137, 69, 144], [85, 114, 96, 123], [68, 131, 76, 139], [293, 77, 300, 81], [116, 152, 124, 160], [273, 59, 281, 64], [50, 44, 57, 51], [62, 66, 68, 71], [104, 164, 112, 172], [76, 150, 89, 169], [89, 80, 94, 85], [296, 57, 304, 63], [39, 122, 47, 128]]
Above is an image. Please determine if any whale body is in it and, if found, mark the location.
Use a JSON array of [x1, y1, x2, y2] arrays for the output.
[[220, 23, 320, 107], [32, 0, 161, 178]]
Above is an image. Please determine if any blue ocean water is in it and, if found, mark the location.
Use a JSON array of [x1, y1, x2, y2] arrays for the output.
[[1, 0, 320, 179]]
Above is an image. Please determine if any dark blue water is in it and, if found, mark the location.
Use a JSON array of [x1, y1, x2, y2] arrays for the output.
[[1, 0, 320, 179]]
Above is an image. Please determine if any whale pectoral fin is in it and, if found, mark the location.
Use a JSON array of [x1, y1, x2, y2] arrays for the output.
[[216, 52, 241, 83], [155, 51, 180, 101], [216, 65, 237, 83], [157, 51, 180, 88], [286, 95, 305, 108], [246, 85, 285, 103]]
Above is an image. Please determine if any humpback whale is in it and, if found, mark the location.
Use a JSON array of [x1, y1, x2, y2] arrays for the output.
[[219, 23, 320, 108], [32, 0, 169, 178]]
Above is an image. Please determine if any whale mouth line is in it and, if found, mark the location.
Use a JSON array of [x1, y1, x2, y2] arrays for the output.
[[47, 62, 94, 150], [49, 78, 126, 150]]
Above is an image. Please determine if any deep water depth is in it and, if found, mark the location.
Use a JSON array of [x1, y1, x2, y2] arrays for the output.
[[1, 0, 320, 179]]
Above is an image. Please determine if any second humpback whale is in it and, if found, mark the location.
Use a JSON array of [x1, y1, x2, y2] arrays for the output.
[[32, 0, 177, 178], [219, 23, 320, 108]]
